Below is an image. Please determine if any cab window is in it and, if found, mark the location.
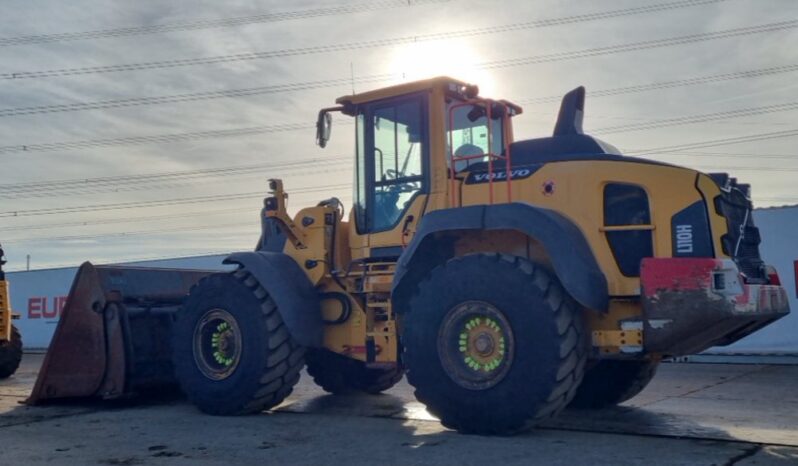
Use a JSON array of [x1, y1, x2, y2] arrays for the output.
[[354, 95, 427, 233], [447, 102, 505, 171], [603, 183, 653, 277]]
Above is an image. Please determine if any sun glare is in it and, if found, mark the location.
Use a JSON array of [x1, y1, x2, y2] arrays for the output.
[[387, 40, 497, 96]]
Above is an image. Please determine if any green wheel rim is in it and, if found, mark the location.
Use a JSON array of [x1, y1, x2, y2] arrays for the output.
[[193, 308, 243, 381], [438, 301, 515, 390]]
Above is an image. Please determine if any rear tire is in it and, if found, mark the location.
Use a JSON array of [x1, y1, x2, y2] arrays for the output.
[[0, 325, 22, 379], [568, 360, 659, 409], [403, 254, 587, 435], [306, 349, 404, 394], [173, 270, 305, 415]]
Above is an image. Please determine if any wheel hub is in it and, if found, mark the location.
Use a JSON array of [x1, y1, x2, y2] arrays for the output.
[[438, 301, 514, 390], [193, 309, 242, 381], [474, 333, 493, 355]]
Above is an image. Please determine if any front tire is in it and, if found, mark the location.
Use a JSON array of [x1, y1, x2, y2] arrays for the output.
[[173, 270, 305, 415], [306, 349, 404, 394], [568, 360, 659, 409], [403, 254, 586, 435], [0, 325, 22, 379]]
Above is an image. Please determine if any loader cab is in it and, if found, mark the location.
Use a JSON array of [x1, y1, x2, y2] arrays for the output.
[[318, 77, 520, 258]]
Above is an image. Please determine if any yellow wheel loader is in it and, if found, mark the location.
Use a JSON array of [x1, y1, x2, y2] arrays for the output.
[[0, 244, 23, 379], [28, 77, 790, 435]]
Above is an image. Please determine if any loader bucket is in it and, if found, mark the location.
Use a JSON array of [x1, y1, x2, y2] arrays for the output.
[[27, 262, 213, 404]]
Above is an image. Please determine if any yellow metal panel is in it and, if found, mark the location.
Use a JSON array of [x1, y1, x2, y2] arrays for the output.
[[367, 194, 428, 249], [585, 300, 641, 330], [371, 320, 398, 363], [428, 84, 450, 207], [592, 330, 643, 348], [599, 225, 655, 232], [347, 208, 369, 261], [320, 289, 368, 363], [283, 206, 330, 284], [459, 160, 705, 296]]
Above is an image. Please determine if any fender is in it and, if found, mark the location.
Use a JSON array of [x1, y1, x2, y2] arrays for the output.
[[393, 203, 609, 312], [224, 251, 322, 347]]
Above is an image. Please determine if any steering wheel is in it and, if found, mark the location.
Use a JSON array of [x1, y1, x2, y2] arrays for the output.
[[382, 169, 419, 193]]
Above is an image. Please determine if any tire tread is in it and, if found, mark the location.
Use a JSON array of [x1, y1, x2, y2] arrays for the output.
[[0, 325, 22, 379], [175, 270, 305, 415], [405, 253, 587, 434]]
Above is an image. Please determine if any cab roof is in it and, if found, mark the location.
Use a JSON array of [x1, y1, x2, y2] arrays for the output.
[[335, 76, 524, 115], [335, 76, 479, 107]]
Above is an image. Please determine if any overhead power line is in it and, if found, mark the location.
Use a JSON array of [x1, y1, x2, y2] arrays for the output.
[[0, 164, 352, 200], [693, 165, 798, 173], [0, 77, 391, 118], [0, 123, 308, 153], [661, 150, 798, 160], [0, 183, 350, 218], [632, 128, 798, 155], [4, 123, 798, 202], [0, 0, 449, 47], [595, 101, 798, 134], [0, 207, 253, 233], [0, 157, 324, 191], [3, 220, 253, 244], [478, 20, 798, 71], [0, 156, 348, 191], [517, 63, 798, 105], [8, 58, 798, 120], [4, 79, 795, 164], [0, 157, 351, 199], [0, 0, 733, 80], [0, 192, 262, 218]]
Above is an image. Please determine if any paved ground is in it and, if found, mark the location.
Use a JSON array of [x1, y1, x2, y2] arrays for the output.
[[1, 354, 797, 465]]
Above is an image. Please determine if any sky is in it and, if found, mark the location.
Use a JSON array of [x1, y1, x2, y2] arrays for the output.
[[1, 0, 798, 271]]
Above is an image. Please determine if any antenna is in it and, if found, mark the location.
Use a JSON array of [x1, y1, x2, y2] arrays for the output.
[[350, 62, 355, 94]]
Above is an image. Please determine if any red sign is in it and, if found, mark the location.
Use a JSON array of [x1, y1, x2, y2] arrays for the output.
[[28, 296, 68, 319]]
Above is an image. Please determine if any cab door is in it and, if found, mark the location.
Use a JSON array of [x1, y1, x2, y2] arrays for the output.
[[349, 93, 430, 260]]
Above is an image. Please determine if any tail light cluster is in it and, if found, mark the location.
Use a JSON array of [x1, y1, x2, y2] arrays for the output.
[[764, 265, 782, 286], [794, 260, 798, 298]]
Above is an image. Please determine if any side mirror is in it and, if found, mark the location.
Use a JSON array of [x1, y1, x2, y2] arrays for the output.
[[316, 111, 333, 148]]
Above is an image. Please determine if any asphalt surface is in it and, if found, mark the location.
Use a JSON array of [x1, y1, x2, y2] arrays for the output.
[[1, 354, 797, 465]]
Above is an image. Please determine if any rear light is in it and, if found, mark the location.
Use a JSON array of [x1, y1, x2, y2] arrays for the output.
[[765, 265, 781, 286], [794, 260, 798, 298]]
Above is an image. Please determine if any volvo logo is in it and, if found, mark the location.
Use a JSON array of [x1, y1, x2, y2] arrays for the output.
[[465, 168, 537, 184]]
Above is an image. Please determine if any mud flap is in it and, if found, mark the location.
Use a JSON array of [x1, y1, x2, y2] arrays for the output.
[[640, 258, 790, 356], [27, 263, 212, 404]]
